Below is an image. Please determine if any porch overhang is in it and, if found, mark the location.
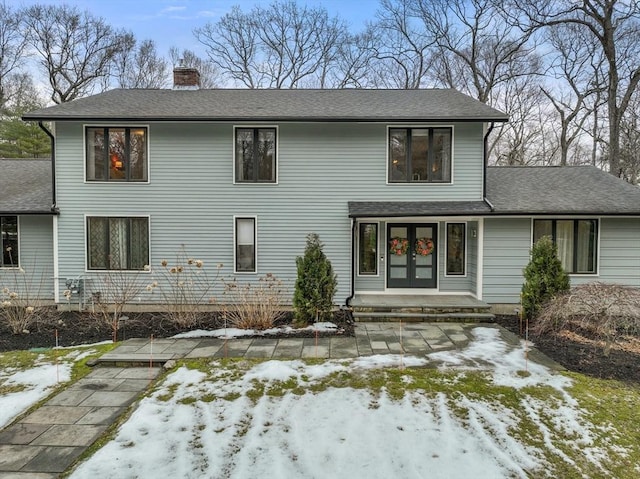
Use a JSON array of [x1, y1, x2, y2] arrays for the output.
[[348, 201, 491, 218]]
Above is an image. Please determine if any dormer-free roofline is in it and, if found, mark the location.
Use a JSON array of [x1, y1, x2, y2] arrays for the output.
[[22, 88, 509, 123]]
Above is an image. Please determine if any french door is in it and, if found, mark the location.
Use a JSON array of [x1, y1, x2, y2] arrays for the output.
[[387, 223, 437, 288]]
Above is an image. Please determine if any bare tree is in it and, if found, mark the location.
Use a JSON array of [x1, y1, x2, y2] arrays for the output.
[[0, 2, 28, 110], [492, 79, 556, 166], [506, 0, 640, 178], [115, 39, 168, 89], [540, 23, 606, 165], [22, 4, 134, 103], [367, 0, 436, 88], [413, 0, 541, 104], [168, 47, 220, 89], [195, 0, 348, 88], [617, 93, 640, 184]]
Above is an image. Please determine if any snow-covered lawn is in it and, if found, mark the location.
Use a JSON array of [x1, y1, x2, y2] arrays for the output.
[[69, 328, 638, 479], [0, 344, 110, 428]]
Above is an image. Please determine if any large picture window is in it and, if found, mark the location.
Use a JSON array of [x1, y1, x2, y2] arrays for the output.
[[235, 128, 276, 183], [446, 223, 465, 276], [358, 223, 378, 275], [1, 216, 18, 267], [86, 127, 148, 181], [235, 217, 256, 273], [389, 127, 452, 183], [87, 217, 149, 270], [533, 219, 598, 274]]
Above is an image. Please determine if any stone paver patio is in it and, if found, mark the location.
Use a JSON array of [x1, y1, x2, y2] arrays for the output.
[[0, 322, 560, 478]]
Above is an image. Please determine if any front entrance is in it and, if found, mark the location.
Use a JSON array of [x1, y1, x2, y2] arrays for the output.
[[387, 223, 437, 288]]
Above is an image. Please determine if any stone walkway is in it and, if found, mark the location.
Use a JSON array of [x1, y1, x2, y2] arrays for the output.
[[95, 322, 480, 365], [0, 367, 160, 478], [0, 322, 557, 478]]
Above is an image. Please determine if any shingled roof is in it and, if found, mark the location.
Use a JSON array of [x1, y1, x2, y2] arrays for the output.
[[0, 159, 55, 214], [23, 88, 508, 122], [486, 166, 640, 215], [349, 166, 640, 217]]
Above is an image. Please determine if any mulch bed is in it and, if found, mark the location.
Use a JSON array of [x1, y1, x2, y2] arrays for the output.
[[0, 309, 355, 353], [494, 315, 640, 385]]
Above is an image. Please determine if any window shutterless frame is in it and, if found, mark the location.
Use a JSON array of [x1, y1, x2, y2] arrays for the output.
[[532, 219, 598, 274], [0, 215, 19, 268], [358, 222, 379, 276], [85, 126, 149, 182], [388, 127, 453, 183], [233, 127, 278, 184], [234, 216, 257, 273], [85, 215, 150, 271], [445, 222, 466, 276]]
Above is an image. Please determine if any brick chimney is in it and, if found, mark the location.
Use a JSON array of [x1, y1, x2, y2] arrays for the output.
[[173, 63, 200, 90]]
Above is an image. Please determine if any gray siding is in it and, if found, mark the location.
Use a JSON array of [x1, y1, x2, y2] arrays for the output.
[[482, 218, 531, 304], [483, 217, 640, 304], [573, 217, 640, 287], [54, 121, 486, 305], [0, 216, 54, 299]]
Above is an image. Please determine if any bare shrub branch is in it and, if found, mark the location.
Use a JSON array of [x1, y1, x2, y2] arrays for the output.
[[221, 274, 287, 330], [533, 282, 640, 355]]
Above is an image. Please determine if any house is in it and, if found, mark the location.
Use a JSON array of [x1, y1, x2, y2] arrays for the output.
[[0, 158, 55, 301], [12, 67, 640, 318]]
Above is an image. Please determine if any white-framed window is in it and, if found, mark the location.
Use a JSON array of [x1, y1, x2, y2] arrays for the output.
[[86, 126, 148, 181], [533, 219, 598, 274], [86, 216, 150, 270], [234, 216, 257, 273], [234, 127, 277, 183], [445, 222, 466, 276], [0, 216, 18, 268], [358, 222, 379, 276], [388, 127, 452, 183]]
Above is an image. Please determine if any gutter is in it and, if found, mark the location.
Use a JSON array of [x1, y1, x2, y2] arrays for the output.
[[483, 122, 495, 211], [38, 121, 57, 212], [345, 218, 357, 307]]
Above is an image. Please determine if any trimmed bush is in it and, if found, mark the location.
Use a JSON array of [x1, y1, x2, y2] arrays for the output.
[[521, 235, 570, 319], [293, 233, 337, 324]]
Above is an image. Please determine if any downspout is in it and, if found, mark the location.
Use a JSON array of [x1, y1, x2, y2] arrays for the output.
[[345, 218, 356, 307], [38, 121, 57, 211], [483, 121, 495, 211]]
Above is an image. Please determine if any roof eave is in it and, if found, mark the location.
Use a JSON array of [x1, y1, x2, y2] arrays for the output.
[[22, 115, 510, 123]]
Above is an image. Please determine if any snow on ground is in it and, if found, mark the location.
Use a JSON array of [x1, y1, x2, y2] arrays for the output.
[[0, 347, 100, 428], [171, 321, 339, 339], [69, 327, 621, 479]]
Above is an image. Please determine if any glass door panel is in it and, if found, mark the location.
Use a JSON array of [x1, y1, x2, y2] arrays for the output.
[[387, 223, 437, 288]]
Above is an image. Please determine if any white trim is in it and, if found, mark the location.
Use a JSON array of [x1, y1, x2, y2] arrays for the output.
[[83, 214, 152, 273], [385, 125, 455, 185], [356, 221, 380, 277], [232, 125, 279, 185], [476, 218, 484, 300], [53, 215, 59, 303], [83, 124, 151, 184], [233, 215, 258, 274], [444, 221, 467, 278], [355, 290, 476, 297]]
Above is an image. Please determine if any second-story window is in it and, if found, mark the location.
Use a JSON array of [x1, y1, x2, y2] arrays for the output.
[[235, 128, 276, 183], [86, 127, 148, 182], [389, 127, 452, 183]]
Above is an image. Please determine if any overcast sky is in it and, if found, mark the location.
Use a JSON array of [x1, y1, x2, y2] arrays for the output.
[[16, 0, 377, 57]]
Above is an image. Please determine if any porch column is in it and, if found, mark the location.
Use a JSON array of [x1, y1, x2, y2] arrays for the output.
[[476, 218, 484, 300]]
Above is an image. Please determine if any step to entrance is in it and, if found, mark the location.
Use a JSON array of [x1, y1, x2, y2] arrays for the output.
[[352, 311, 495, 322], [350, 294, 494, 322]]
